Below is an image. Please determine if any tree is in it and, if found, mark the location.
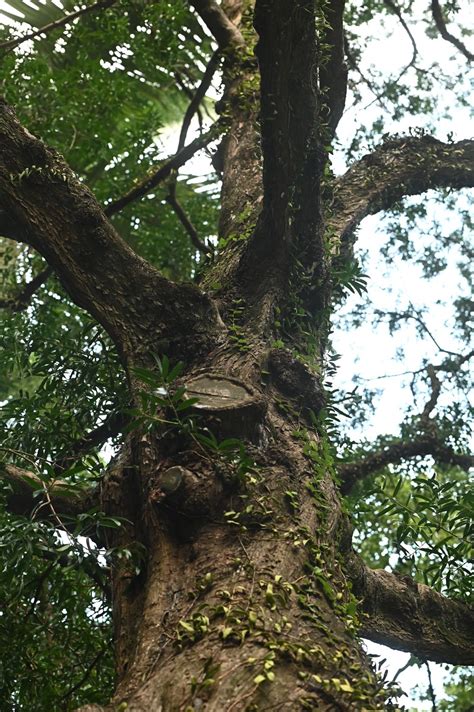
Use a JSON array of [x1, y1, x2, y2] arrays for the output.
[[0, 0, 473, 709]]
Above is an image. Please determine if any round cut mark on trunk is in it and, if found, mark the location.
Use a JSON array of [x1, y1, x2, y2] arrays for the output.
[[185, 373, 266, 440]]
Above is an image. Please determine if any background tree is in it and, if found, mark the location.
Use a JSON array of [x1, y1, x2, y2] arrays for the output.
[[0, 0, 472, 709]]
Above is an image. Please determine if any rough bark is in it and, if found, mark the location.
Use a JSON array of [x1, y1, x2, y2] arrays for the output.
[[1, 463, 97, 523], [339, 436, 474, 494], [330, 136, 474, 247], [348, 555, 474, 665], [0, 99, 222, 365]]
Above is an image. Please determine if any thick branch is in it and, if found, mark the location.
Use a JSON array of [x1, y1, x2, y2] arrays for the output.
[[0, 265, 53, 311], [347, 555, 474, 665], [0, 0, 118, 54], [0, 100, 221, 360], [331, 136, 474, 246], [1, 463, 97, 520], [339, 436, 474, 494], [105, 122, 221, 217], [430, 0, 473, 62], [189, 0, 245, 49], [242, 0, 326, 310], [319, 0, 347, 138]]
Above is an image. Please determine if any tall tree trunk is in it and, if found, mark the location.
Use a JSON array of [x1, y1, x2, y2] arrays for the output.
[[89, 5, 386, 709], [2, 2, 474, 710], [103, 353, 386, 711]]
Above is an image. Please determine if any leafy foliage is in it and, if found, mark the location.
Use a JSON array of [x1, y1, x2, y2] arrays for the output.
[[0, 498, 113, 711]]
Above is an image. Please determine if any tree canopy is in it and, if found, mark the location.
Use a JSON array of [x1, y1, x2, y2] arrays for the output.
[[0, 1, 472, 710]]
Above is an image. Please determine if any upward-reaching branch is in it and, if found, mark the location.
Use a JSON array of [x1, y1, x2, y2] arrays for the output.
[[0, 100, 221, 361], [331, 136, 474, 247], [105, 121, 221, 217], [238, 0, 326, 311], [319, 0, 347, 139]]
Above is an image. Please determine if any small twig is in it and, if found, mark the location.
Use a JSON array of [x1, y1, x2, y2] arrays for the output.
[[431, 0, 473, 62], [424, 659, 438, 712], [383, 0, 418, 76], [346, 2, 418, 115], [344, 33, 390, 112], [385, 307, 460, 357], [390, 656, 415, 684], [0, 0, 118, 54]]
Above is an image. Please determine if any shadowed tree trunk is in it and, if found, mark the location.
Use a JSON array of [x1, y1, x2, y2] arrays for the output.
[[1, 1, 473, 710]]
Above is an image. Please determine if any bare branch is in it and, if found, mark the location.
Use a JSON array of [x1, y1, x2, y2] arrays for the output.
[[59, 647, 109, 704], [430, 0, 473, 62], [189, 0, 245, 50], [384, 0, 418, 63], [164, 51, 220, 256], [165, 191, 212, 255], [104, 122, 221, 217], [356, 348, 474, 382], [345, 1, 418, 116], [419, 364, 441, 424], [331, 136, 474, 246], [0, 0, 118, 54], [346, 554, 474, 665], [0, 265, 53, 311], [344, 34, 390, 112], [1, 463, 97, 520], [177, 50, 221, 152], [385, 307, 460, 357], [424, 661, 438, 712], [339, 436, 474, 494]]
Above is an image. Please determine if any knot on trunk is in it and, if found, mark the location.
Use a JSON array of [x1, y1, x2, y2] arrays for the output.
[[149, 464, 226, 526], [267, 348, 326, 412]]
